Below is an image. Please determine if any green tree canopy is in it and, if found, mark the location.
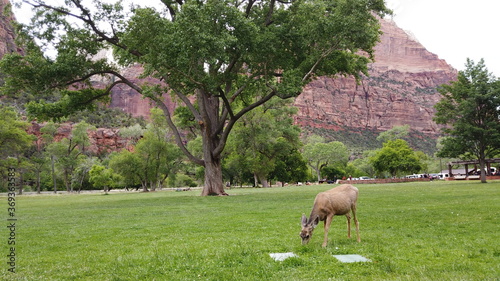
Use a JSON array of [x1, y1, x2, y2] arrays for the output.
[[376, 125, 410, 143], [1, 0, 390, 195], [226, 98, 304, 187], [89, 164, 118, 193], [0, 106, 36, 192], [109, 149, 143, 189], [302, 136, 349, 181], [434, 59, 500, 182], [0, 106, 35, 159], [369, 139, 423, 177], [44, 121, 95, 192], [109, 109, 184, 191]]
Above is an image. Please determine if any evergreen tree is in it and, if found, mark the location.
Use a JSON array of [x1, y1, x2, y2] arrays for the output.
[[434, 59, 500, 182]]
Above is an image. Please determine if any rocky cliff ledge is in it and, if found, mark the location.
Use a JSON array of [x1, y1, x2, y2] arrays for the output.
[[293, 19, 457, 136], [109, 64, 178, 119], [0, 0, 22, 58], [28, 122, 130, 155]]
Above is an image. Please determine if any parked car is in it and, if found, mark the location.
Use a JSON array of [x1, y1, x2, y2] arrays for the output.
[[429, 173, 440, 179]]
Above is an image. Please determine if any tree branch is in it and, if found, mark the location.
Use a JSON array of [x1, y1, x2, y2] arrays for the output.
[[217, 86, 235, 118], [265, 0, 275, 26], [62, 68, 204, 166], [302, 46, 338, 83], [213, 89, 277, 156], [245, 0, 257, 17], [22, 0, 142, 57], [169, 85, 202, 122], [147, 96, 204, 167]]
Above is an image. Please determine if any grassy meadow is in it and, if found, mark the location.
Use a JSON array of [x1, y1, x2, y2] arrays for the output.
[[2, 181, 500, 280]]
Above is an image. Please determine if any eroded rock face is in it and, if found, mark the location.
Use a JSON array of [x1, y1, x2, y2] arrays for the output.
[[0, 0, 22, 58], [293, 19, 457, 135], [108, 64, 178, 119], [28, 122, 130, 155]]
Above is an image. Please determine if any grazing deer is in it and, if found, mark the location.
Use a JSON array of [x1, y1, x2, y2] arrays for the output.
[[300, 184, 360, 247]]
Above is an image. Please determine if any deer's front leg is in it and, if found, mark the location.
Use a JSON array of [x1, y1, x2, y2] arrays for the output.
[[322, 215, 334, 247]]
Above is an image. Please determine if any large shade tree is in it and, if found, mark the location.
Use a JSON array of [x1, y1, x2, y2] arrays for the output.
[[434, 59, 500, 183], [1, 0, 389, 195], [226, 97, 304, 187], [369, 139, 423, 178], [0, 106, 36, 193], [302, 135, 349, 181]]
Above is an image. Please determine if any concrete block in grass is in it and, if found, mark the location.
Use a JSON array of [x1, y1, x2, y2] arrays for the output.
[[269, 252, 298, 261], [333, 254, 371, 263]]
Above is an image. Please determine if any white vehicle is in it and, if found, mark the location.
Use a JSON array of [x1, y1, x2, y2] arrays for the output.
[[438, 173, 449, 179]]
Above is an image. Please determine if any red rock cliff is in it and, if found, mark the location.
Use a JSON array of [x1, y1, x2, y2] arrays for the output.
[[0, 0, 22, 58], [108, 64, 179, 119], [294, 19, 457, 135]]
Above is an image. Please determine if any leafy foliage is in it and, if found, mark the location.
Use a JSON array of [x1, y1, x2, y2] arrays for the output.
[[25, 89, 109, 121], [434, 59, 500, 181], [0, 105, 35, 158], [0, 106, 36, 191], [370, 139, 423, 177], [44, 121, 96, 192], [109, 108, 184, 191], [376, 125, 410, 143], [66, 105, 147, 128], [302, 135, 349, 181], [303, 125, 438, 156], [225, 98, 306, 186], [89, 164, 119, 193]]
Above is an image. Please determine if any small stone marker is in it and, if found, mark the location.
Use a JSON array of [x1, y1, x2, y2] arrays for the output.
[[269, 252, 298, 261], [333, 254, 371, 263]]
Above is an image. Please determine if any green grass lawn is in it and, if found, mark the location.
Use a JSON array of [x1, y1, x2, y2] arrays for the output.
[[2, 181, 500, 280]]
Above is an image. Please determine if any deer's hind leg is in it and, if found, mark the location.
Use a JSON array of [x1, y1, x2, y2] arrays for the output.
[[351, 204, 360, 242], [345, 212, 352, 239]]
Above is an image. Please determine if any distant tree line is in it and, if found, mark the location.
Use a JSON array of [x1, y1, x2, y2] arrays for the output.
[[0, 101, 438, 193], [1, 59, 499, 192]]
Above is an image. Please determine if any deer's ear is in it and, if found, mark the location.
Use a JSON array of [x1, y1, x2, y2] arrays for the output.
[[301, 214, 308, 227], [312, 215, 320, 228]]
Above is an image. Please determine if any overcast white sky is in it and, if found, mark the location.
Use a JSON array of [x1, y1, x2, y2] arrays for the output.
[[386, 0, 500, 77], [12, 0, 500, 76]]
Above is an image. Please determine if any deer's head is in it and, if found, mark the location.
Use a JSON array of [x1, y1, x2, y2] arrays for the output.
[[300, 214, 319, 245]]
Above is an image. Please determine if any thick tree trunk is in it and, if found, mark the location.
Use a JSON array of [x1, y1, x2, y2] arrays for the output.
[[36, 170, 41, 194], [199, 91, 228, 196], [51, 155, 57, 193], [479, 157, 487, 183], [256, 173, 269, 187], [201, 157, 227, 196], [18, 172, 23, 195], [261, 178, 269, 188]]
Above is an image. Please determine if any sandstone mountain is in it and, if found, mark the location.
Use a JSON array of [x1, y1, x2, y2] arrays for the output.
[[0, 0, 21, 58], [294, 19, 456, 152]]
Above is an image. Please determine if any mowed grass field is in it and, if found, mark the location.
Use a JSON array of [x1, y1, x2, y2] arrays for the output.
[[2, 181, 500, 280]]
